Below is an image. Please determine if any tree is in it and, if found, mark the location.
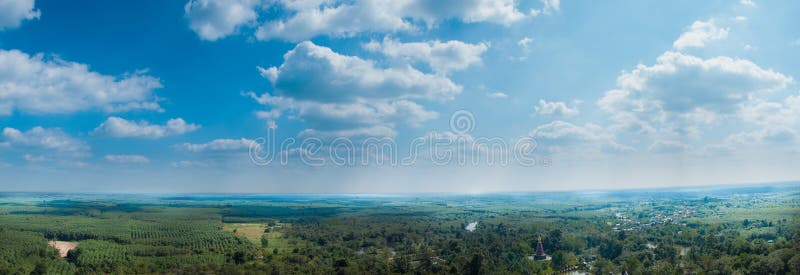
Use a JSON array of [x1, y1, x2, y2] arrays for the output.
[[551, 251, 566, 270], [261, 236, 269, 248], [593, 259, 616, 275], [599, 239, 622, 260], [465, 254, 484, 275], [788, 255, 800, 274], [622, 256, 642, 274]]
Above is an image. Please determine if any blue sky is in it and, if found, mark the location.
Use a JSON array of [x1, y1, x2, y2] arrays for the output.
[[0, 0, 798, 193]]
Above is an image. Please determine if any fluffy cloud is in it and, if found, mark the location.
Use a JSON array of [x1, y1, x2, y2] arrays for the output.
[[673, 19, 729, 50], [2, 126, 89, 157], [534, 99, 579, 117], [530, 121, 633, 154], [529, 0, 560, 16], [185, 0, 535, 41], [0, 0, 39, 30], [184, 0, 259, 41], [363, 37, 489, 73], [598, 51, 792, 137], [261, 41, 460, 102], [739, 95, 800, 127], [249, 93, 437, 131], [93, 117, 200, 139], [105, 154, 150, 164], [250, 41, 455, 136], [256, 0, 525, 41], [740, 0, 756, 7], [0, 49, 163, 116], [177, 138, 257, 152]]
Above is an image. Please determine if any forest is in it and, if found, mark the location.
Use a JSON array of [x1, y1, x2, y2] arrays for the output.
[[0, 183, 798, 274]]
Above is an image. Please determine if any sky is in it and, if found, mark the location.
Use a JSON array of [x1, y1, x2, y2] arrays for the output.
[[0, 0, 798, 193]]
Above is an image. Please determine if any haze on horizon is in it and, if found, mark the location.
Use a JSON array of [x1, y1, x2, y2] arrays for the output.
[[1, 0, 799, 193]]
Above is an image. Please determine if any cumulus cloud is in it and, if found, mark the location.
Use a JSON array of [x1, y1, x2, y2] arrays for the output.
[[363, 37, 489, 73], [105, 154, 150, 164], [0, 0, 40, 30], [177, 138, 258, 152], [261, 41, 460, 102], [2, 126, 89, 158], [93, 117, 200, 139], [740, 0, 756, 7], [530, 121, 634, 154], [739, 95, 800, 127], [534, 99, 579, 117], [0, 49, 163, 116], [252, 0, 526, 41], [673, 19, 729, 50], [598, 51, 792, 137], [249, 92, 437, 132], [249, 41, 454, 137], [529, 0, 560, 16], [184, 0, 260, 41], [184, 0, 530, 41]]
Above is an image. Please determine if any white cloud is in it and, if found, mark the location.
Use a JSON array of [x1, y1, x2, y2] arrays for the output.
[[487, 92, 508, 99], [178, 138, 258, 152], [734, 16, 748, 22], [739, 95, 800, 127], [105, 154, 150, 164], [531, 121, 634, 154], [534, 99, 579, 117], [363, 37, 489, 73], [0, 0, 39, 30], [254, 0, 525, 41], [707, 126, 797, 154], [598, 51, 792, 137], [249, 41, 452, 137], [529, 0, 560, 17], [93, 117, 200, 139], [673, 19, 729, 50], [262, 41, 460, 102], [2, 126, 89, 157], [517, 37, 533, 48], [740, 0, 756, 7], [0, 49, 163, 116], [171, 160, 209, 168], [184, 0, 260, 41], [298, 125, 397, 139], [249, 93, 437, 132]]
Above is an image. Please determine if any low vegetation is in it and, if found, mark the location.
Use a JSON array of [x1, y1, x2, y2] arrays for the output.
[[0, 184, 798, 274]]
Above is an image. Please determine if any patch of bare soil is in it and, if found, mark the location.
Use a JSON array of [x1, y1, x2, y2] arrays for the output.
[[48, 241, 78, 258]]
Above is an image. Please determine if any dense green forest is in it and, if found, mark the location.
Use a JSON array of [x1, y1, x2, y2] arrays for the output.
[[0, 184, 798, 274]]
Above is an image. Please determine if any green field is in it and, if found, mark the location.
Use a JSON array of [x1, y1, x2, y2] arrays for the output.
[[0, 184, 798, 274]]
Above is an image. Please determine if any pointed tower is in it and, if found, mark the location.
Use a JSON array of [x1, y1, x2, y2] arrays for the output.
[[534, 236, 548, 261]]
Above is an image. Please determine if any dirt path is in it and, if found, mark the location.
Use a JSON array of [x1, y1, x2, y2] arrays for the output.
[[48, 241, 78, 258]]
